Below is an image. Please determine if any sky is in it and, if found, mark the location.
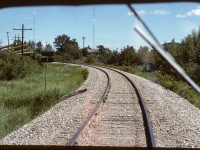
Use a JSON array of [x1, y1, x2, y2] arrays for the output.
[[0, 2, 200, 51]]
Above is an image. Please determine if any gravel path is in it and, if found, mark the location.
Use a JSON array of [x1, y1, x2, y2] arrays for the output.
[[76, 68, 146, 147], [0, 65, 107, 145]]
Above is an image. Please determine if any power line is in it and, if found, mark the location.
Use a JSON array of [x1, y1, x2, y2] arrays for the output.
[[13, 24, 32, 55], [12, 34, 22, 45], [12, 34, 17, 41]]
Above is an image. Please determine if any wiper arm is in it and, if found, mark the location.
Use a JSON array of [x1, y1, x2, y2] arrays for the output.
[[127, 4, 200, 94]]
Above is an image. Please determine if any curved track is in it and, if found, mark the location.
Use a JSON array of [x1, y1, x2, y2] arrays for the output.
[[67, 65, 156, 147], [105, 67, 156, 147], [66, 65, 111, 146]]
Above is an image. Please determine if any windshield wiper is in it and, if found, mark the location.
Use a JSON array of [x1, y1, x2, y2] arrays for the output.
[[127, 4, 200, 94]]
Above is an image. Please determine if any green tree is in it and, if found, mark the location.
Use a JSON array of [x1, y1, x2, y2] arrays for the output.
[[35, 41, 43, 53], [45, 43, 53, 51], [54, 34, 80, 61], [177, 28, 200, 83], [137, 46, 150, 65], [108, 50, 120, 65], [153, 28, 200, 84], [27, 40, 36, 50], [97, 45, 106, 54], [96, 45, 112, 64], [120, 45, 137, 66], [153, 39, 181, 77], [82, 48, 88, 57]]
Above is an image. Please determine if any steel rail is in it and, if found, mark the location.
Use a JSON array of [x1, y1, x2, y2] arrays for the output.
[[99, 66, 156, 148], [66, 64, 156, 147], [66, 65, 111, 146]]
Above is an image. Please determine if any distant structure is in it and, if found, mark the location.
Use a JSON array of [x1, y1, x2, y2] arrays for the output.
[[86, 48, 99, 55]]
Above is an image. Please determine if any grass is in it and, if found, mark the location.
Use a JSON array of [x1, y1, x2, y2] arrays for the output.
[[0, 63, 88, 138], [107, 65, 200, 109]]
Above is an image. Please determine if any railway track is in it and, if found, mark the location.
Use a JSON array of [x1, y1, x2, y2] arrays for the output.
[[1, 63, 199, 147], [0, 64, 156, 147], [67, 65, 156, 147]]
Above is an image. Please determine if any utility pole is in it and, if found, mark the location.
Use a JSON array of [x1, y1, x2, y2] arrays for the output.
[[6, 32, 9, 49], [13, 34, 17, 41], [12, 34, 17, 45], [33, 17, 36, 50], [12, 35, 22, 45], [17, 34, 22, 45], [82, 36, 85, 48], [92, 6, 95, 49], [18, 34, 22, 41], [13, 24, 32, 55]]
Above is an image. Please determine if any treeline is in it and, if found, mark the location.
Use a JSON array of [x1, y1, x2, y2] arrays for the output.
[[26, 29, 199, 87], [47, 29, 200, 105], [49, 34, 156, 69], [154, 29, 200, 86], [12, 28, 199, 87]]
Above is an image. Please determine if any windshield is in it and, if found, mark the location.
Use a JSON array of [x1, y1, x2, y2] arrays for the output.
[[0, 2, 200, 148]]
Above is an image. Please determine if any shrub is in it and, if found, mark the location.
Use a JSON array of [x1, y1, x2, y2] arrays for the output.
[[52, 54, 63, 62], [0, 51, 42, 80], [85, 55, 95, 64], [156, 71, 200, 108]]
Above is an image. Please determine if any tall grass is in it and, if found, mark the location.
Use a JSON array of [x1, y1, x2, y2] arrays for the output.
[[0, 64, 88, 138]]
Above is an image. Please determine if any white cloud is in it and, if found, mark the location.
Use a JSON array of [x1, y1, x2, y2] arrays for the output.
[[151, 10, 171, 15], [186, 8, 200, 16], [127, 10, 146, 16], [138, 10, 146, 15], [176, 7, 200, 18], [128, 9, 170, 16]]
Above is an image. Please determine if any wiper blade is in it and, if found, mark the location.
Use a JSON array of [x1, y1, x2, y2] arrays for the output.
[[127, 4, 200, 94]]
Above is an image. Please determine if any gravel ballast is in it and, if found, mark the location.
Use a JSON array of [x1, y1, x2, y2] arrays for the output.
[[0, 65, 199, 147]]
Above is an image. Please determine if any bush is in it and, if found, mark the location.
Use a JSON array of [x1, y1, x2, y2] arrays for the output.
[[0, 51, 42, 80], [52, 54, 63, 62], [156, 71, 200, 108], [85, 55, 96, 64]]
